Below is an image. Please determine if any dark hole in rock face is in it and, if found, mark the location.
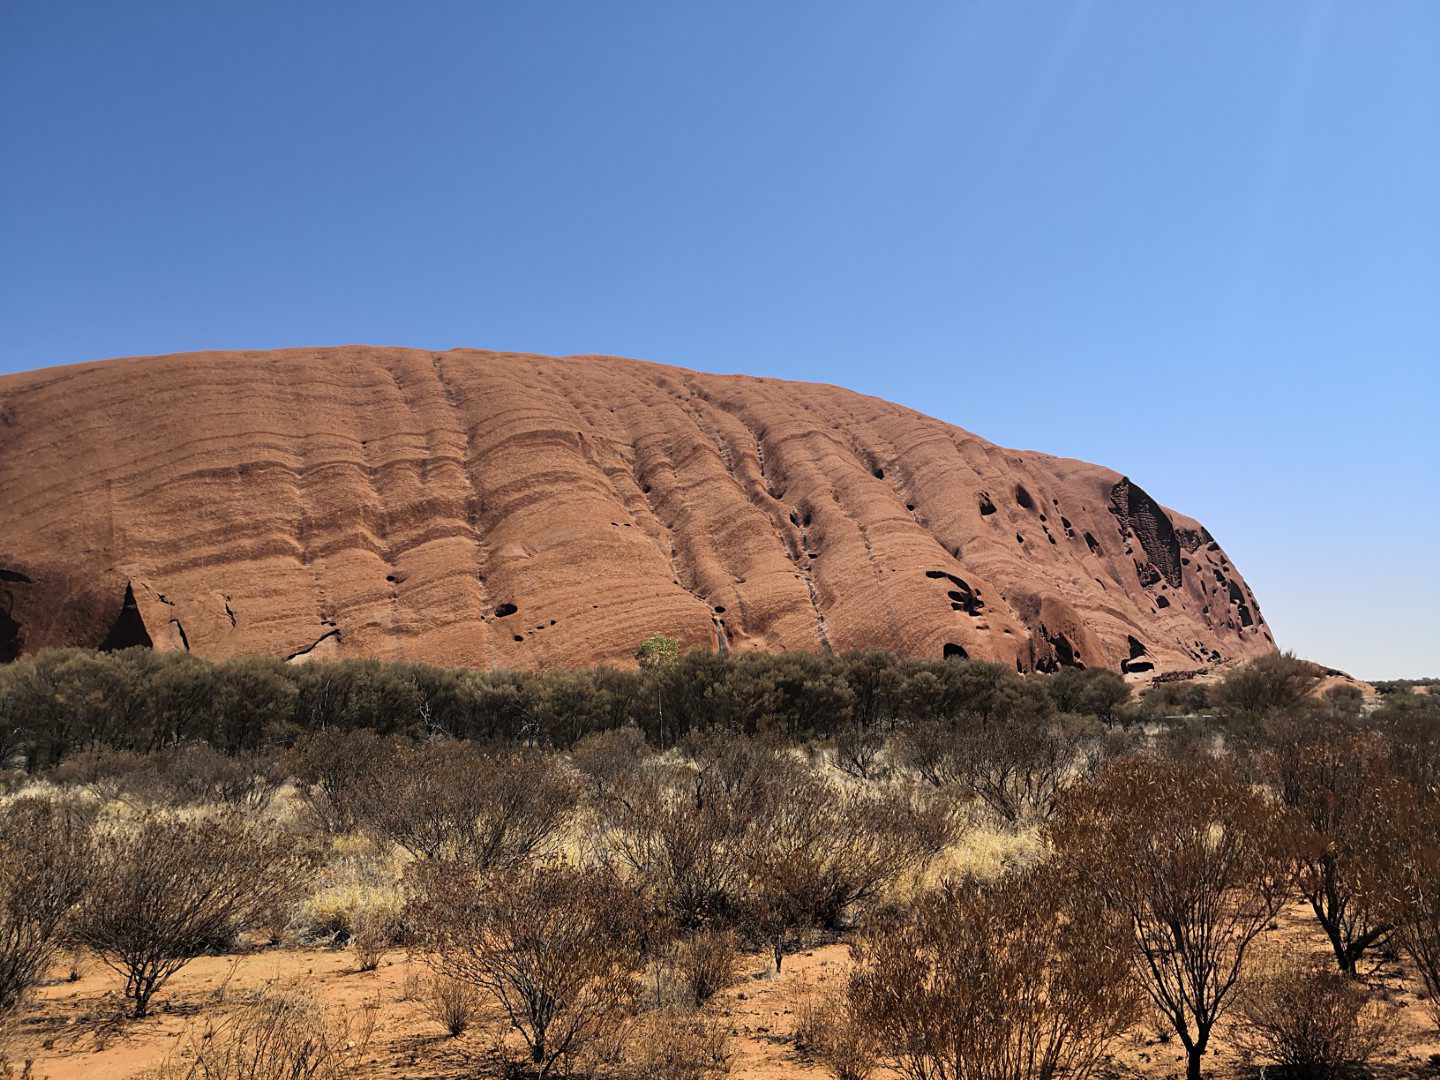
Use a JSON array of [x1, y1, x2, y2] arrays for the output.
[[99, 583, 153, 652], [1084, 532, 1101, 555], [1122, 659, 1155, 674], [494, 602, 518, 618], [1127, 635, 1148, 659], [713, 605, 726, 613], [0, 601, 20, 662], [943, 642, 969, 660], [1016, 533, 1025, 544], [906, 502, 916, 512], [1135, 560, 1162, 588], [513, 635, 524, 642], [1109, 478, 1182, 588], [1060, 517, 1072, 531], [873, 467, 885, 479], [1014, 484, 1035, 510], [978, 494, 997, 516], [0, 568, 32, 584], [642, 484, 652, 494], [1155, 594, 1170, 608]]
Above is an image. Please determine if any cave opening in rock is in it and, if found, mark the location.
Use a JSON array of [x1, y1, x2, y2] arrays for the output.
[[943, 642, 968, 660], [494, 602, 518, 618], [0, 604, 20, 663], [1014, 485, 1035, 510], [99, 583, 153, 652]]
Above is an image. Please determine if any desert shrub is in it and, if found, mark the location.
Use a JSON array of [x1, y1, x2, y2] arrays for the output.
[[420, 971, 482, 1037], [1233, 953, 1396, 1079], [350, 903, 398, 972], [739, 776, 952, 971], [598, 760, 751, 927], [289, 728, 392, 835], [67, 811, 314, 1017], [349, 739, 579, 867], [1216, 651, 1322, 716], [0, 793, 95, 1012], [672, 928, 740, 1008], [847, 865, 1139, 1080], [604, 1011, 732, 1080], [408, 860, 644, 1075], [144, 989, 374, 1079], [1364, 781, 1440, 1030], [1261, 731, 1398, 973], [1047, 667, 1131, 722], [126, 743, 286, 811], [894, 713, 1096, 823], [1047, 757, 1295, 1080], [571, 726, 650, 798], [793, 994, 876, 1080], [830, 724, 885, 780]]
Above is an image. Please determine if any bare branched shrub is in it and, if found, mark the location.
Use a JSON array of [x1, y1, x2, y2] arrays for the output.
[[894, 714, 1095, 823], [793, 994, 876, 1080], [740, 775, 952, 971], [672, 928, 739, 1009], [420, 971, 482, 1037], [1047, 757, 1294, 1080], [351, 904, 398, 972], [570, 726, 650, 798], [831, 725, 885, 781], [144, 989, 375, 1079], [0, 793, 95, 1011], [408, 860, 643, 1076], [1262, 731, 1398, 973], [607, 1011, 732, 1080], [847, 865, 1138, 1080], [598, 761, 749, 927], [127, 743, 286, 811], [67, 811, 314, 1017], [352, 740, 578, 867], [1364, 781, 1440, 1031], [1233, 952, 1396, 1079]]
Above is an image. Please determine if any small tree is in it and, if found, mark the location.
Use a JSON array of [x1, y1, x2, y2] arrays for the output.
[[1047, 758, 1295, 1080], [1216, 651, 1321, 715], [67, 811, 313, 1017], [408, 860, 643, 1076], [847, 866, 1140, 1080], [1263, 732, 1397, 974]]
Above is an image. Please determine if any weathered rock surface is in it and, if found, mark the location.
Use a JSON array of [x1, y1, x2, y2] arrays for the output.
[[0, 346, 1274, 674]]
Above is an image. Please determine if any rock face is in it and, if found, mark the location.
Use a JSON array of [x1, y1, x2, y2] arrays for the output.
[[0, 346, 1274, 675]]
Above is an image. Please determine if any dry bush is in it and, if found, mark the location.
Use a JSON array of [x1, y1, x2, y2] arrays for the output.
[[350, 903, 398, 972], [408, 860, 644, 1076], [1364, 780, 1440, 1031], [600, 1011, 732, 1080], [830, 725, 885, 781], [1262, 731, 1398, 973], [351, 739, 579, 867], [125, 743, 286, 812], [570, 726, 651, 798], [893, 714, 1095, 823], [598, 761, 749, 927], [1047, 757, 1295, 1080], [0, 793, 95, 1011], [847, 865, 1138, 1080], [672, 928, 739, 1008], [67, 810, 314, 1017], [420, 971, 483, 1037], [143, 989, 375, 1079], [793, 994, 876, 1080], [740, 775, 952, 971], [1233, 952, 1396, 1079]]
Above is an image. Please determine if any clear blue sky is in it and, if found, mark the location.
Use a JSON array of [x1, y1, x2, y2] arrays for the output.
[[2, 2, 1436, 678]]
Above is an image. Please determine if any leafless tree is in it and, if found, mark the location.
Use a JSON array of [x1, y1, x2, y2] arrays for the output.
[[1046, 757, 1295, 1080], [66, 811, 314, 1017], [408, 860, 643, 1076]]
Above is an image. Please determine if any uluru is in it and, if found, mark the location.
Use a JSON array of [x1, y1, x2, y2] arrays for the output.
[[0, 345, 1272, 676]]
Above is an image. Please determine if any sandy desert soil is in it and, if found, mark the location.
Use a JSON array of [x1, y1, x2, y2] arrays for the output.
[[7, 902, 1440, 1080]]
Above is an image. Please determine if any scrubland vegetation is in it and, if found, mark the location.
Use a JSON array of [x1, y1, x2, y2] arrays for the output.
[[0, 645, 1438, 1078]]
